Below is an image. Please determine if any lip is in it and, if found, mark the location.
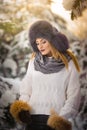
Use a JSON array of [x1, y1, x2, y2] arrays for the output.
[[40, 49, 45, 52]]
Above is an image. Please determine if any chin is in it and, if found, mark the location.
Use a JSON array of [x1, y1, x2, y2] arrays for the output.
[[41, 53, 47, 56]]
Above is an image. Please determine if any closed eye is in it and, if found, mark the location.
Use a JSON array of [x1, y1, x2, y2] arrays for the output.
[[42, 40, 46, 44]]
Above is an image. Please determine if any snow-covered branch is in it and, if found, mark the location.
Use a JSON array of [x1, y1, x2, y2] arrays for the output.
[[63, 0, 87, 20]]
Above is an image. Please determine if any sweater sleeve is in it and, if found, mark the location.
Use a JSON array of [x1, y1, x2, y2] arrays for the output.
[[59, 61, 81, 120], [19, 59, 33, 103]]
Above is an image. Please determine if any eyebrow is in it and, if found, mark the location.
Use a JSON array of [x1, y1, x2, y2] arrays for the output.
[[36, 38, 44, 43]]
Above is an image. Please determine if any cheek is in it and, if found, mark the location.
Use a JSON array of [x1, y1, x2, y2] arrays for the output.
[[45, 43, 50, 48], [46, 45, 51, 51]]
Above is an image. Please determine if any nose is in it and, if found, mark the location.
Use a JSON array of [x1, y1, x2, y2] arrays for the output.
[[38, 44, 43, 50]]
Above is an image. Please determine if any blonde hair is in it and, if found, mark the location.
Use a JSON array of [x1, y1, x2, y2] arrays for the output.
[[31, 52, 36, 59], [66, 49, 80, 72]]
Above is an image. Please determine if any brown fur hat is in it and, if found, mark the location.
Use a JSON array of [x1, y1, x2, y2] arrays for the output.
[[29, 20, 69, 53]]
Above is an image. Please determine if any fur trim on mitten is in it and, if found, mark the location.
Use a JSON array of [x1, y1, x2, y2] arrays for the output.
[[10, 100, 32, 122], [47, 110, 72, 130]]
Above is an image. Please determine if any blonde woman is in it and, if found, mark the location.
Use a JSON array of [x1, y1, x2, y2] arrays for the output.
[[10, 20, 81, 130]]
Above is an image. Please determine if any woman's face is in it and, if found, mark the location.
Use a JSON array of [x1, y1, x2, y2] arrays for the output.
[[36, 38, 52, 57]]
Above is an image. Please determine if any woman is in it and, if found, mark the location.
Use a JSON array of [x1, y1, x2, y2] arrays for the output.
[[10, 20, 81, 130]]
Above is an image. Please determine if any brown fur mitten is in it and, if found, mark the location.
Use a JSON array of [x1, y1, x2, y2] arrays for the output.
[[47, 110, 72, 130], [10, 100, 32, 123]]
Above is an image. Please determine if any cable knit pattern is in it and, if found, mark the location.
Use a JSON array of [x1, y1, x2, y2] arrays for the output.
[[19, 58, 81, 120]]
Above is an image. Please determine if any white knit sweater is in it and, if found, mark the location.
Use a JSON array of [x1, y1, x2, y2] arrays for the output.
[[19, 58, 81, 119]]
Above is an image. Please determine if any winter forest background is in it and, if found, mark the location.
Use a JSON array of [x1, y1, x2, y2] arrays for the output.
[[0, 0, 87, 130]]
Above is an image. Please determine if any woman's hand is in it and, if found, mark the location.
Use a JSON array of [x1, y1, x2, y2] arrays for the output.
[[18, 110, 32, 124]]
